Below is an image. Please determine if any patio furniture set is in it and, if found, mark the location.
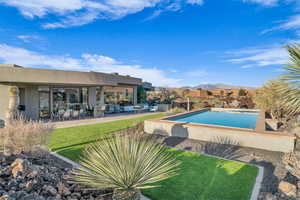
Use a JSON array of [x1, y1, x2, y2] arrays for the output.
[[49, 104, 159, 121]]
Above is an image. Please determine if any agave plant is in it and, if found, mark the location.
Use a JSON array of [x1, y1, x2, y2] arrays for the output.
[[72, 133, 180, 200]]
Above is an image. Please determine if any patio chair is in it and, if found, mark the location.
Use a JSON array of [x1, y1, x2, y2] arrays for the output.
[[51, 111, 60, 121], [124, 106, 134, 112], [114, 104, 121, 113], [79, 109, 86, 118], [143, 104, 150, 112], [58, 109, 65, 120], [62, 110, 71, 120], [86, 105, 94, 116], [72, 110, 80, 119], [133, 105, 143, 113], [106, 104, 115, 114], [150, 106, 158, 112]]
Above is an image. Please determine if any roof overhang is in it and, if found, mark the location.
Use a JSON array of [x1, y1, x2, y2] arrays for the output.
[[0, 64, 142, 86]]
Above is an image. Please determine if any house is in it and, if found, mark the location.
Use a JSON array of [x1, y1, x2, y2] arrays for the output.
[[0, 64, 142, 122]]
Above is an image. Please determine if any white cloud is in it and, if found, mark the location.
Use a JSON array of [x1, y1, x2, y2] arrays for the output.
[[0, 0, 204, 28], [226, 44, 289, 68], [0, 44, 182, 87], [242, 0, 278, 6], [262, 14, 300, 34], [17, 35, 40, 43], [0, 0, 89, 18]]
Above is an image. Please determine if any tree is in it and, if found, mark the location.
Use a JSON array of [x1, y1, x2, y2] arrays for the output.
[[137, 85, 147, 104], [158, 88, 178, 104], [238, 89, 247, 96], [206, 90, 213, 96], [72, 134, 180, 200], [253, 80, 289, 120], [220, 90, 224, 96]]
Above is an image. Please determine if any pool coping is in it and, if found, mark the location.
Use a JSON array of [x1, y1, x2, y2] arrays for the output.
[[48, 147, 264, 200], [150, 108, 294, 139]]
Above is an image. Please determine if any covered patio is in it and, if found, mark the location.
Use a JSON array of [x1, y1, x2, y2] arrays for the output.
[[0, 64, 142, 123]]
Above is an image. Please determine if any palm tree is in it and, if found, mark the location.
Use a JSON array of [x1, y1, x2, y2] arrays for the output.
[[279, 44, 300, 115], [72, 133, 180, 200]]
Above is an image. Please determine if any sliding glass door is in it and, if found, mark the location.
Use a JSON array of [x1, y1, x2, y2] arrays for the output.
[[52, 87, 89, 112], [38, 87, 50, 119]]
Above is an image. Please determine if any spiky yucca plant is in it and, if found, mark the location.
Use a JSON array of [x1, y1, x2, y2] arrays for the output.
[[72, 133, 180, 200], [279, 44, 300, 115]]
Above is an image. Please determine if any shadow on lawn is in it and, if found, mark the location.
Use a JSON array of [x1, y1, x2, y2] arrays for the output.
[[144, 152, 258, 200], [202, 136, 246, 160], [51, 139, 98, 152]]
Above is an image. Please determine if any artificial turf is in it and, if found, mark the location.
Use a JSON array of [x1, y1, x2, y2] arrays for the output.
[[143, 149, 258, 200], [49, 113, 258, 200], [48, 113, 165, 161]]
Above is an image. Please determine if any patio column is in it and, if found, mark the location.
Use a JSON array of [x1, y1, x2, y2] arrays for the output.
[[133, 86, 138, 105], [88, 87, 97, 106], [99, 86, 105, 106], [5, 85, 19, 124], [50, 87, 53, 115]]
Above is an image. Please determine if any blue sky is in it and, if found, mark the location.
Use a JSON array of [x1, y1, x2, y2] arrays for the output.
[[0, 0, 299, 87]]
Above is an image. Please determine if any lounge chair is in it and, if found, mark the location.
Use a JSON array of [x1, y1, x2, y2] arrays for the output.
[[150, 106, 158, 112], [123, 106, 134, 112], [62, 110, 71, 120], [72, 110, 80, 119]]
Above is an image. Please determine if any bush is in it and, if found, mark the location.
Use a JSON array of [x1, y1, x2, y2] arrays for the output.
[[211, 98, 224, 108], [193, 101, 205, 109], [0, 116, 54, 155], [169, 107, 186, 114], [238, 89, 247, 96]]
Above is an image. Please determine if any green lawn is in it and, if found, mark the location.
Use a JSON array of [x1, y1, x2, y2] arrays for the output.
[[143, 149, 258, 200], [48, 113, 165, 161], [49, 113, 258, 200]]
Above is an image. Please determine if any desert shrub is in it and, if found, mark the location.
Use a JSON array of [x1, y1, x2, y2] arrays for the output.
[[169, 107, 186, 114], [253, 80, 290, 120], [238, 89, 247, 96], [0, 116, 54, 155], [193, 101, 205, 109], [211, 98, 224, 108], [72, 133, 180, 200]]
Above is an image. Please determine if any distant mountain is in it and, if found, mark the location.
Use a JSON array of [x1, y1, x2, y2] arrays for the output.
[[181, 83, 256, 90]]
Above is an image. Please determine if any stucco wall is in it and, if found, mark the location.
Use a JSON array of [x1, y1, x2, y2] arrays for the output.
[[144, 120, 295, 153], [0, 84, 9, 123]]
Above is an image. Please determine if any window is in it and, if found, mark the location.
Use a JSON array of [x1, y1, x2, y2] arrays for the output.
[[52, 87, 88, 111], [103, 86, 133, 105]]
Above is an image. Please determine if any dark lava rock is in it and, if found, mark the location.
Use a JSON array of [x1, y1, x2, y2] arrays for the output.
[[0, 153, 112, 200]]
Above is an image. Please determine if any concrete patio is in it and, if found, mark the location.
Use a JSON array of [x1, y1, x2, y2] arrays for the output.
[[51, 112, 163, 128]]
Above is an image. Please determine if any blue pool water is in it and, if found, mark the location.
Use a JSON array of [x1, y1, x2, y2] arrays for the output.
[[166, 110, 259, 129]]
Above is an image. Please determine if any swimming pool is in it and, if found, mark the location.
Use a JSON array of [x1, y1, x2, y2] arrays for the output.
[[166, 110, 259, 129], [144, 108, 295, 152]]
